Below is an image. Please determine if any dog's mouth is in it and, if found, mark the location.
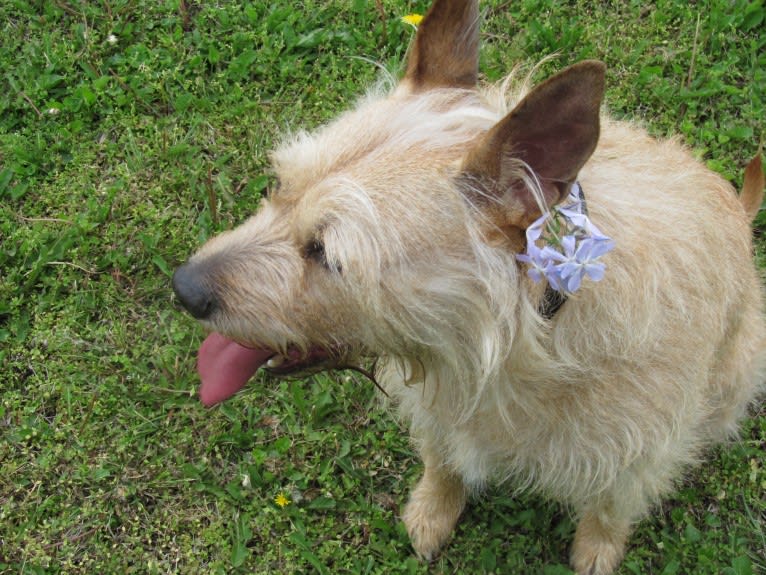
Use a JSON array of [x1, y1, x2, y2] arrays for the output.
[[196, 332, 347, 406]]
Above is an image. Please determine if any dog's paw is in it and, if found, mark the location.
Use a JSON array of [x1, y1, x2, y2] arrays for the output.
[[402, 479, 465, 561], [571, 543, 623, 575], [571, 513, 629, 575], [402, 497, 455, 561]]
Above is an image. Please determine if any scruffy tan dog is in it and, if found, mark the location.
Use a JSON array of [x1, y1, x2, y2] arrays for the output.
[[173, 1, 766, 573]]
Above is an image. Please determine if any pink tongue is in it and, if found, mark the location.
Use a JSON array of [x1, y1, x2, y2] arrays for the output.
[[197, 332, 272, 406]]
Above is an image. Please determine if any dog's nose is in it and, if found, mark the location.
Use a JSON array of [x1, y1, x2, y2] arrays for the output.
[[172, 262, 217, 319]]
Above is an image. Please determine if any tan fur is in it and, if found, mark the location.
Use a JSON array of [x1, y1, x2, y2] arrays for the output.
[[176, 1, 766, 573]]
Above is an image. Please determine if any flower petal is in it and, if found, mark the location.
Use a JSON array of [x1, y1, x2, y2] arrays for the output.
[[528, 267, 544, 283], [540, 245, 568, 263], [558, 261, 582, 279], [544, 266, 563, 291], [561, 235, 577, 258], [584, 261, 606, 281], [525, 212, 549, 243], [564, 269, 583, 293]]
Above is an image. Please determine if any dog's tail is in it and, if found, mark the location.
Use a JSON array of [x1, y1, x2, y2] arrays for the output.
[[740, 154, 765, 222]]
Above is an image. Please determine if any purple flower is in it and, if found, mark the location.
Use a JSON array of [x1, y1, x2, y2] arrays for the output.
[[515, 196, 614, 295], [550, 235, 613, 292], [517, 249, 553, 284], [550, 235, 614, 294]]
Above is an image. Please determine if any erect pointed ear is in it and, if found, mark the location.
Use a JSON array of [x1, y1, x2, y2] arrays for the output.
[[461, 61, 606, 230], [403, 0, 480, 91]]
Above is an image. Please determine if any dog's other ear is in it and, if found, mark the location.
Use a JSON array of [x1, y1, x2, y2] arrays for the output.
[[461, 61, 605, 230], [403, 0, 479, 91]]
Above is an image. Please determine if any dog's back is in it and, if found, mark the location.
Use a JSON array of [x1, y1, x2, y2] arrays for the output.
[[583, 118, 765, 436]]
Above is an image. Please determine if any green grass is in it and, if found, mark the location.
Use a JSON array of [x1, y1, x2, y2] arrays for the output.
[[1, 1, 764, 574]]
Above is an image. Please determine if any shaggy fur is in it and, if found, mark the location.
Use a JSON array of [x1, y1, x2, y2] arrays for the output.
[[173, 1, 765, 573]]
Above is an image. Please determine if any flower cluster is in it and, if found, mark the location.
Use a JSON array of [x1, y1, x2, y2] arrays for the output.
[[516, 184, 614, 295]]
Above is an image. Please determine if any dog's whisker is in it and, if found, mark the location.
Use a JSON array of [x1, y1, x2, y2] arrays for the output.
[[333, 363, 389, 398]]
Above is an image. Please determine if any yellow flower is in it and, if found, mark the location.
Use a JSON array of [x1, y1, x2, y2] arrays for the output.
[[274, 492, 290, 508], [401, 13, 424, 27]]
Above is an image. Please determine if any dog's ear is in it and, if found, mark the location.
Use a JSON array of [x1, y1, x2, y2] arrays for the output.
[[403, 0, 479, 91], [461, 61, 605, 230]]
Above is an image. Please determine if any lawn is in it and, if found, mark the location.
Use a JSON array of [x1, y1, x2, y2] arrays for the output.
[[1, 1, 764, 574]]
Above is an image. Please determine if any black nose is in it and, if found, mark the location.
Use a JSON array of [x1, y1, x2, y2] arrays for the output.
[[172, 262, 216, 319]]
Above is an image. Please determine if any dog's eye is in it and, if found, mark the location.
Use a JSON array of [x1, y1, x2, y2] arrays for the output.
[[303, 238, 340, 272], [304, 238, 325, 261]]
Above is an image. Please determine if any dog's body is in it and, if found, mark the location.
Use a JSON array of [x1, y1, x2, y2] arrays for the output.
[[173, 1, 766, 573]]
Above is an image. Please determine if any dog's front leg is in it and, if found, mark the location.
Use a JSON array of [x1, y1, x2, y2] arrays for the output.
[[571, 508, 631, 575], [402, 450, 467, 561], [570, 455, 684, 575]]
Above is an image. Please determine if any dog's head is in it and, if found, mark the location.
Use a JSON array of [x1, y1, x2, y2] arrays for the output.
[[173, 0, 605, 405]]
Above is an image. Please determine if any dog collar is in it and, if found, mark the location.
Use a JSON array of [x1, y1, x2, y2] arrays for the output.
[[539, 282, 568, 320]]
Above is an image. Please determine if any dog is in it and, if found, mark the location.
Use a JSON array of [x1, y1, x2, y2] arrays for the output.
[[172, 1, 766, 573]]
